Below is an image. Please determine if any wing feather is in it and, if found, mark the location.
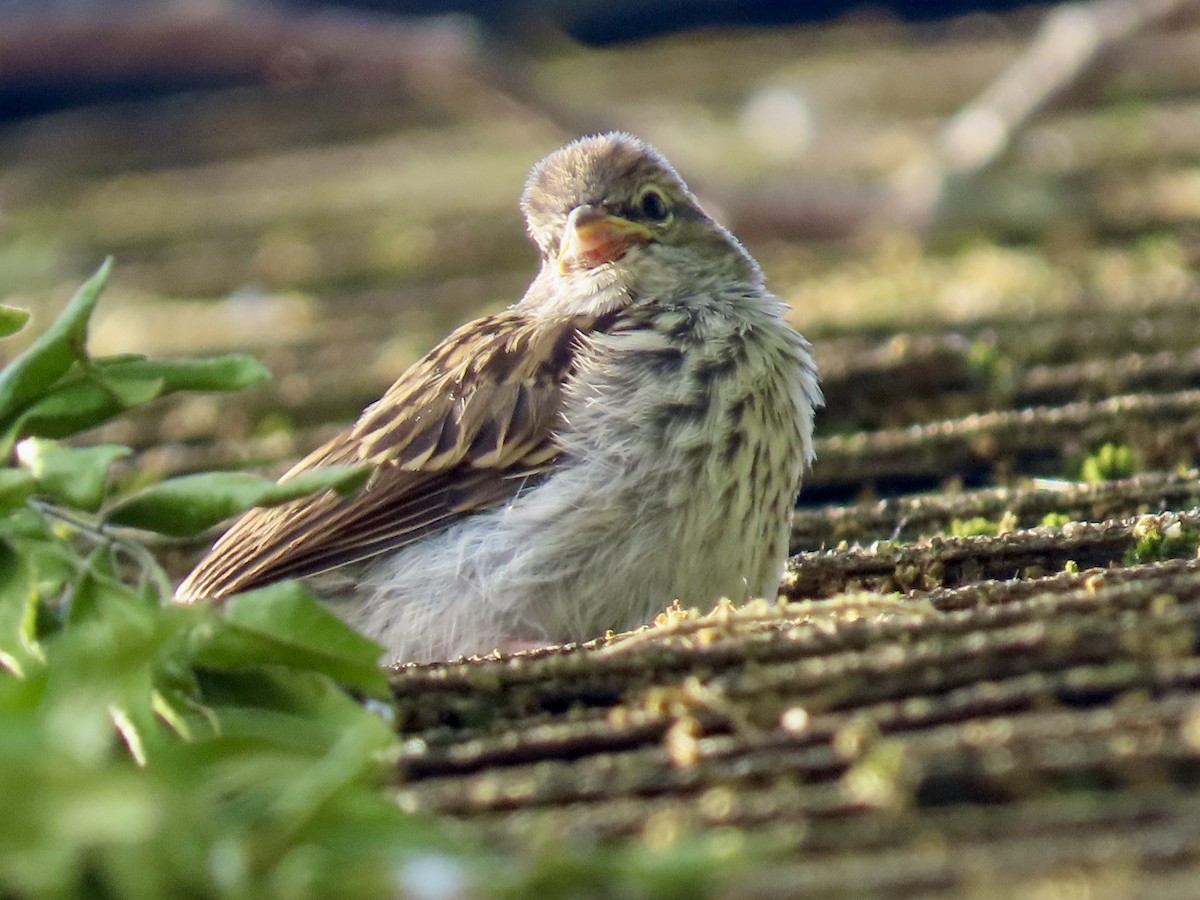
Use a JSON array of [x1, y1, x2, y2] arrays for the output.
[[175, 308, 613, 604]]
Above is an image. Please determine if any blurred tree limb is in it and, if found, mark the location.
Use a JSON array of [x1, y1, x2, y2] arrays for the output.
[[0, 3, 591, 133], [904, 0, 1200, 232], [721, 0, 1200, 242], [937, 0, 1200, 176]]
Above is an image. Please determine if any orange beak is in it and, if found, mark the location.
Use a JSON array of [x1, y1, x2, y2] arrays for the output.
[[557, 205, 653, 272]]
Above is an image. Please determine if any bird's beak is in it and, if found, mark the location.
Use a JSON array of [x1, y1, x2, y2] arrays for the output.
[[557, 205, 653, 273]]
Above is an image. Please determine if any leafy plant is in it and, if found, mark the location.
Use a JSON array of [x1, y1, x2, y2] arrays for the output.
[[0, 262, 460, 898]]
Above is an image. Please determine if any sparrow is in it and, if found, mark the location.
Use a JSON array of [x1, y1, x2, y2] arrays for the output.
[[175, 132, 822, 663]]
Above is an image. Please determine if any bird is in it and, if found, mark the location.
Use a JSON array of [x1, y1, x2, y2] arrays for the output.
[[175, 132, 822, 663]]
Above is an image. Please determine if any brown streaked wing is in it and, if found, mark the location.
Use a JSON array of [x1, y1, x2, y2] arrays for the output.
[[175, 309, 613, 604]]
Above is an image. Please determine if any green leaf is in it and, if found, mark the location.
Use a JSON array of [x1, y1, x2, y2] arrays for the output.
[[0, 358, 268, 456], [193, 582, 387, 695], [0, 540, 40, 676], [2, 371, 169, 454], [16, 438, 131, 511], [3, 523, 78, 620], [0, 305, 31, 338], [0, 469, 37, 514], [2, 378, 123, 455], [104, 467, 371, 538], [97, 355, 271, 393], [0, 258, 111, 431], [94, 372, 165, 409]]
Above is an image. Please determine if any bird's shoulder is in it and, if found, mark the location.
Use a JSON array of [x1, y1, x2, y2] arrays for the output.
[[176, 306, 621, 603], [346, 307, 611, 470]]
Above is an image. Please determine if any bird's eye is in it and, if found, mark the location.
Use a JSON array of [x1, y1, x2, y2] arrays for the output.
[[638, 188, 671, 222]]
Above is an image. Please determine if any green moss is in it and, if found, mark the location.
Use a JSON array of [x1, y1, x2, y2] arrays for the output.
[[1080, 444, 1138, 483], [1125, 523, 1200, 565], [253, 410, 297, 439], [948, 511, 1017, 538], [1040, 512, 1073, 528], [965, 340, 1016, 393]]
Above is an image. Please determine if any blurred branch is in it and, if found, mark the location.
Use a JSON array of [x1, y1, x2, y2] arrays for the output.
[[937, 0, 1200, 176], [720, 0, 1200, 244], [0, 3, 590, 134], [901, 0, 1200, 232], [0, 6, 474, 89]]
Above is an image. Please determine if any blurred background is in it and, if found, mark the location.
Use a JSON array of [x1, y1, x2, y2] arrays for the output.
[[1, 0, 1199, 479]]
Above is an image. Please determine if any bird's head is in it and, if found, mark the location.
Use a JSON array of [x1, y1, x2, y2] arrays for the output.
[[519, 133, 759, 313]]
